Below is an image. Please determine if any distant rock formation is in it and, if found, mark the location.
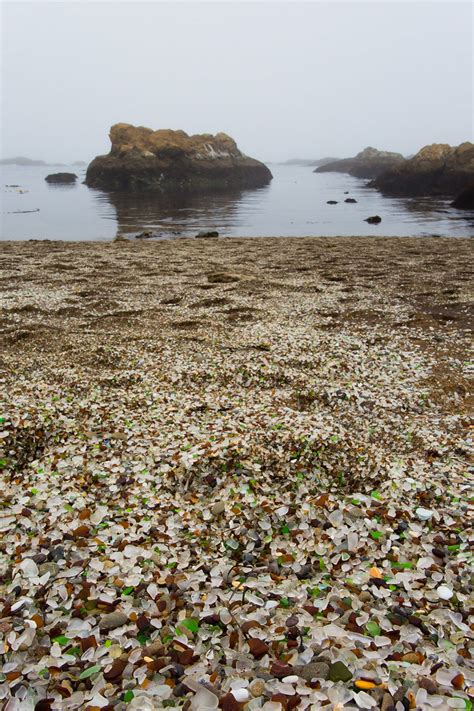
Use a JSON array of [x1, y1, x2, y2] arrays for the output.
[[85, 123, 273, 191], [0, 156, 47, 166], [451, 183, 474, 209], [45, 172, 77, 184], [370, 142, 474, 197], [315, 147, 405, 179]]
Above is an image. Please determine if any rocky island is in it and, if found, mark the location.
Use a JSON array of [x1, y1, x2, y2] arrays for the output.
[[85, 123, 273, 191], [45, 172, 78, 184], [370, 142, 474, 198], [314, 147, 405, 179]]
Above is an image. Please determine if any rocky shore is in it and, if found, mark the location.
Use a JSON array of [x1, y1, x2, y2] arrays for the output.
[[85, 124, 273, 191], [370, 142, 474, 198], [1, 237, 472, 710], [315, 148, 405, 179]]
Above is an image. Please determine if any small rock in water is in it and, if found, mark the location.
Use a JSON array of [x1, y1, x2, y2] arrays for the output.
[[327, 200, 338, 205], [364, 215, 382, 224], [196, 229, 219, 239], [45, 172, 77, 184], [135, 230, 157, 239], [344, 198, 357, 203], [328, 661, 353, 683]]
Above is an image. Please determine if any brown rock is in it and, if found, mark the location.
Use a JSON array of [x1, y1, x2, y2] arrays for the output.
[[418, 677, 439, 695], [103, 658, 127, 681], [98, 611, 128, 631], [371, 141, 474, 197], [315, 146, 405, 179], [293, 661, 330, 681], [72, 525, 90, 539], [85, 123, 272, 191], [248, 638, 269, 660]]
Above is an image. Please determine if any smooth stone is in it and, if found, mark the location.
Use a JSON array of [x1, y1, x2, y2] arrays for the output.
[[293, 662, 330, 681], [99, 611, 129, 631], [38, 562, 59, 578], [45, 172, 77, 183], [243, 552, 255, 564], [418, 677, 439, 694], [436, 584, 453, 600], [415, 507, 435, 521], [296, 564, 313, 579], [381, 693, 396, 711], [211, 501, 225, 516], [249, 679, 266, 697], [328, 661, 353, 683], [32, 553, 47, 564], [49, 546, 65, 562]]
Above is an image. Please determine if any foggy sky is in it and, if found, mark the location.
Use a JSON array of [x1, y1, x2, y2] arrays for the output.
[[1, 1, 473, 163]]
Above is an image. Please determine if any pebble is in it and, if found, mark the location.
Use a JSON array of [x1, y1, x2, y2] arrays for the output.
[[249, 679, 266, 697], [18, 559, 38, 578], [99, 611, 129, 631], [49, 546, 65, 562], [38, 562, 59, 578], [418, 677, 439, 695], [436, 584, 454, 600], [381, 693, 396, 711], [211, 501, 225, 516], [32, 553, 47, 564], [294, 662, 330, 681], [328, 661, 353, 683], [416, 507, 435, 521], [231, 688, 249, 703], [296, 564, 313, 579]]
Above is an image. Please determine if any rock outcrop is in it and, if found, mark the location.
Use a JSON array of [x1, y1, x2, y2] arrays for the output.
[[85, 123, 272, 191], [45, 172, 77, 184], [451, 183, 474, 210], [314, 147, 405, 179], [370, 142, 474, 197]]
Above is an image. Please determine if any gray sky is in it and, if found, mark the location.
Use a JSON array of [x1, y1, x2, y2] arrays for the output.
[[1, 0, 473, 163]]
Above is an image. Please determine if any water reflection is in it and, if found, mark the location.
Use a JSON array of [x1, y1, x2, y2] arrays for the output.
[[96, 186, 269, 238], [2, 163, 473, 240]]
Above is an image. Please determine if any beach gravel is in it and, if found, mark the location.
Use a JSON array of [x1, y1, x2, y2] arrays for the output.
[[0, 236, 472, 709]]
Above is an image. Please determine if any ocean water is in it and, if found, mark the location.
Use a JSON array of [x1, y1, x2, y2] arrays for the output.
[[1, 163, 473, 240]]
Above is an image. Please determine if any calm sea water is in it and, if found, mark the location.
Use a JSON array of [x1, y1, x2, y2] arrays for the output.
[[1, 163, 473, 240]]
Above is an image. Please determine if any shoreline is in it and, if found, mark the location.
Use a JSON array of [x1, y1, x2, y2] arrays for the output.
[[1, 236, 472, 708]]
